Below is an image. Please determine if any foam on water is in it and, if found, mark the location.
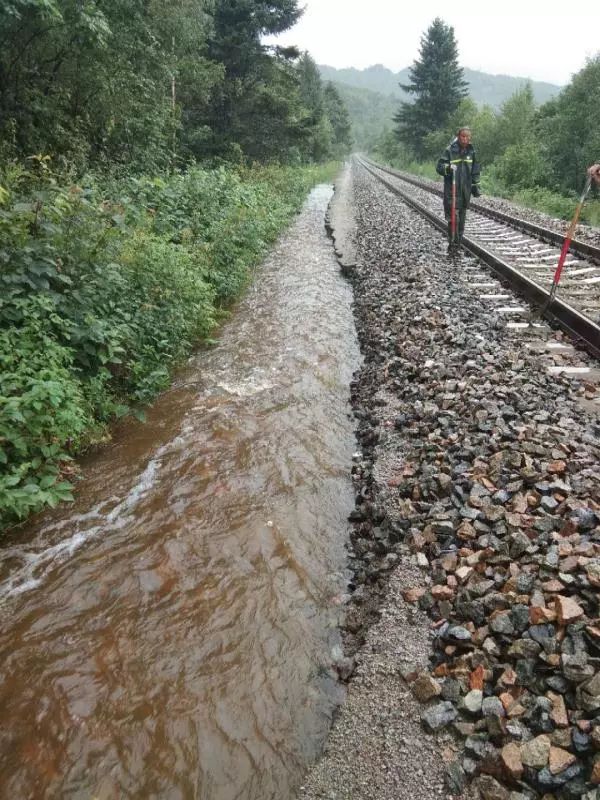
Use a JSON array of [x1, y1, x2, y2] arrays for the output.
[[0, 454, 163, 600]]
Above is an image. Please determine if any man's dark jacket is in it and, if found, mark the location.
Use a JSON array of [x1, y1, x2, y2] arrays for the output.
[[436, 139, 481, 213]]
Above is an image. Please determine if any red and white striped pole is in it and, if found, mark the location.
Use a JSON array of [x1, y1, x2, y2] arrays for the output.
[[547, 173, 592, 305], [450, 165, 457, 244]]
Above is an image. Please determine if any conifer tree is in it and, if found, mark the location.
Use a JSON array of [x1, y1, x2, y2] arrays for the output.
[[206, 0, 304, 157], [324, 83, 353, 154], [395, 18, 468, 158]]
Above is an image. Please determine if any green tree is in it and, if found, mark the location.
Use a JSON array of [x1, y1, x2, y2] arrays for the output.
[[421, 97, 499, 165], [538, 56, 600, 193], [296, 53, 331, 161], [394, 18, 468, 159], [229, 55, 318, 163], [0, 0, 214, 171], [493, 139, 545, 189], [494, 83, 537, 155], [0, 0, 348, 169], [422, 97, 479, 161], [205, 0, 303, 157], [324, 83, 353, 155], [484, 83, 545, 191], [470, 104, 499, 167]]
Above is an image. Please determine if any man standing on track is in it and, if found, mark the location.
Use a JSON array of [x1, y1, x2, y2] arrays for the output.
[[437, 126, 481, 250]]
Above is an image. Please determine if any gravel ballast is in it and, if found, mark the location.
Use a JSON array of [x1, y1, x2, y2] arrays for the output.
[[300, 163, 600, 800]]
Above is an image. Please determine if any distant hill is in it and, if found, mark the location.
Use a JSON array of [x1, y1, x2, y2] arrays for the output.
[[319, 63, 561, 109], [330, 82, 398, 150]]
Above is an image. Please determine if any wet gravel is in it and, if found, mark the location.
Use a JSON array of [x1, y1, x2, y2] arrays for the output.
[[300, 163, 600, 800], [299, 561, 467, 800]]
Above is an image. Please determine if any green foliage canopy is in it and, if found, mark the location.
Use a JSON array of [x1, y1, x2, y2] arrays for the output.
[[0, 0, 352, 169]]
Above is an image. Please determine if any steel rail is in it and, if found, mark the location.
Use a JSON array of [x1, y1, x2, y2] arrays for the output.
[[357, 156, 600, 358], [362, 156, 600, 265]]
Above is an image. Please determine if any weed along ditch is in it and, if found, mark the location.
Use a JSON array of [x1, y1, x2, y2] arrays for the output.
[[0, 183, 361, 799]]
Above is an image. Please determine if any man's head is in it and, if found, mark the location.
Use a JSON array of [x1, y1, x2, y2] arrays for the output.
[[457, 127, 471, 148]]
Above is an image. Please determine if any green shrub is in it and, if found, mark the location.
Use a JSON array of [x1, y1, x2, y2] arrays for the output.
[[117, 233, 216, 402], [510, 187, 577, 220], [0, 298, 89, 520], [493, 139, 546, 191]]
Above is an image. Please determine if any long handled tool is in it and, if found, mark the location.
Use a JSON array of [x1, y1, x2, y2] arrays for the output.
[[544, 173, 593, 309], [450, 164, 457, 246]]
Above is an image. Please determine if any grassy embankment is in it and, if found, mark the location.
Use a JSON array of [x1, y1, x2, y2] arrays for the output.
[[0, 161, 338, 527]]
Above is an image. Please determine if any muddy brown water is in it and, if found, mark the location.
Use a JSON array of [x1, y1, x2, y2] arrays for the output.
[[0, 185, 360, 800]]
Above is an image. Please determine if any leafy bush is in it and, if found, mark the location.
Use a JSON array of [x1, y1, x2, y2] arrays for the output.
[[493, 139, 546, 191], [0, 298, 88, 520], [117, 233, 216, 402]]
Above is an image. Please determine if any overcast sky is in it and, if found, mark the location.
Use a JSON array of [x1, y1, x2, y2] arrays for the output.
[[267, 0, 600, 86]]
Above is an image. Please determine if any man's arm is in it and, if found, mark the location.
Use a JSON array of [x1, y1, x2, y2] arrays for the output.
[[436, 148, 451, 178], [471, 148, 481, 197]]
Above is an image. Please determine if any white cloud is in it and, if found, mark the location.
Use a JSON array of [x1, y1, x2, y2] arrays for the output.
[[267, 0, 600, 85]]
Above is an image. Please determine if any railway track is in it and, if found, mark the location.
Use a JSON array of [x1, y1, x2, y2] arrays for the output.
[[357, 156, 600, 363]]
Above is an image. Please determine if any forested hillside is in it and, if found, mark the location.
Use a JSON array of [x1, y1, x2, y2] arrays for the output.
[[330, 84, 397, 150], [0, 0, 352, 526], [319, 63, 560, 108], [320, 63, 561, 150]]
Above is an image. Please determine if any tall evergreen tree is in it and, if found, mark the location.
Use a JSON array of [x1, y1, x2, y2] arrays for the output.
[[394, 18, 468, 159], [297, 53, 325, 120], [208, 0, 301, 80], [295, 53, 329, 160], [324, 83, 353, 155], [205, 0, 303, 157]]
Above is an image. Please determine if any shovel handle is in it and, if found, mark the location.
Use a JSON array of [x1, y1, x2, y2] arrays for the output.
[[550, 174, 593, 293], [546, 174, 593, 307], [450, 165, 457, 239]]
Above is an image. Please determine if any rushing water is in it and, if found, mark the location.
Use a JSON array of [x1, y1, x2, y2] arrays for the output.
[[0, 184, 360, 800]]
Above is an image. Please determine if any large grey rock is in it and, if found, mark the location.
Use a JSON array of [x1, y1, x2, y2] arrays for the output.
[[463, 689, 484, 715], [520, 734, 551, 769], [421, 701, 458, 731], [482, 696, 505, 718]]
